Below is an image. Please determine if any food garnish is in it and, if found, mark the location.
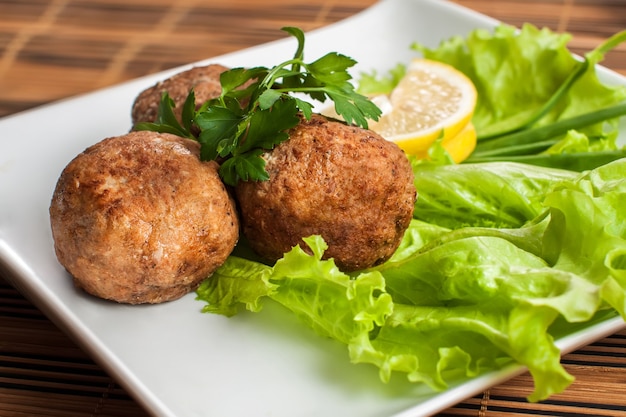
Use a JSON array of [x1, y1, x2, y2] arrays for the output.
[[359, 25, 626, 169], [195, 24, 626, 403], [415, 24, 626, 170], [359, 58, 478, 162], [134, 27, 381, 186], [198, 157, 626, 403]]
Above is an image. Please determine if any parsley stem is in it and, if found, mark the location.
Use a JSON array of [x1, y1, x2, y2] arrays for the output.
[[273, 87, 327, 94], [259, 59, 304, 91]]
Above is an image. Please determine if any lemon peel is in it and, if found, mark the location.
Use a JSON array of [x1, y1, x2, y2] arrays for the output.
[[400, 122, 477, 163], [368, 58, 478, 162]]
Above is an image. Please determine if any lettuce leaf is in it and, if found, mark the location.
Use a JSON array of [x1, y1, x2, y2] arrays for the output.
[[195, 23, 626, 405], [413, 24, 626, 141], [411, 159, 578, 228], [197, 159, 626, 402]]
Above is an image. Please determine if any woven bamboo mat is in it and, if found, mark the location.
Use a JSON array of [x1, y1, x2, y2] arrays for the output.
[[2, 277, 626, 417], [1, 0, 625, 118], [1, 0, 626, 416]]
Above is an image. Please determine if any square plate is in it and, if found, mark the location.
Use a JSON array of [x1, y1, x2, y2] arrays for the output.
[[1, 0, 625, 416]]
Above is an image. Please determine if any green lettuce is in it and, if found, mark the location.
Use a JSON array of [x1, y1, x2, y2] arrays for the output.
[[413, 24, 626, 141], [195, 24, 626, 405], [359, 25, 626, 170], [411, 160, 578, 228], [197, 159, 626, 402]]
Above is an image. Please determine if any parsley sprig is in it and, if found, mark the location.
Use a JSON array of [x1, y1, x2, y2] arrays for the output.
[[134, 27, 381, 186]]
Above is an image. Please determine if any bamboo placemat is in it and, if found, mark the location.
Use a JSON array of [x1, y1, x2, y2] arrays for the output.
[[1, 0, 625, 118], [1, 0, 626, 416]]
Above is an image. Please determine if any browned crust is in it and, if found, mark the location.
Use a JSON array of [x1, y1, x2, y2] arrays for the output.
[[49, 131, 239, 304], [235, 114, 416, 271], [131, 64, 229, 125]]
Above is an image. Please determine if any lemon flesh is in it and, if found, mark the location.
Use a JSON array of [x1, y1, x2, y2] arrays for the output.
[[369, 59, 478, 162]]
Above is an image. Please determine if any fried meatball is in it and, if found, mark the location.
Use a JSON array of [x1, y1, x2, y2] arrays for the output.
[[235, 114, 416, 272], [49, 131, 239, 304], [131, 64, 228, 125]]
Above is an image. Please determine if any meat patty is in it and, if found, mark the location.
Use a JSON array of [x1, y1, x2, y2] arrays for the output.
[[235, 114, 416, 272], [131, 64, 228, 125], [49, 131, 239, 304]]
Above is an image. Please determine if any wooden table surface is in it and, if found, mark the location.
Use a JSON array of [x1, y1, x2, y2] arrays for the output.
[[1, 0, 626, 416]]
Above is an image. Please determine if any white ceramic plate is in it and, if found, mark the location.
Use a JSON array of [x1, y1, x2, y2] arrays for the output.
[[1, 0, 625, 416]]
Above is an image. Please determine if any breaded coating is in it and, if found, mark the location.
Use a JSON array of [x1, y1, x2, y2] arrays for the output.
[[49, 131, 239, 304], [131, 64, 228, 125], [235, 114, 416, 272]]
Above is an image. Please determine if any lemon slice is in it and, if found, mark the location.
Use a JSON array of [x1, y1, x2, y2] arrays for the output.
[[410, 121, 477, 162], [368, 58, 478, 162]]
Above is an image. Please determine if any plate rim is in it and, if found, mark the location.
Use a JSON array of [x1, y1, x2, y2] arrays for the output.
[[1, 1, 625, 416]]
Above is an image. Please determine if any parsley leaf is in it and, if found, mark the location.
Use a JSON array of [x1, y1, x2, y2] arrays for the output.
[[308, 52, 356, 84], [134, 26, 381, 186], [220, 149, 270, 185], [195, 105, 243, 161], [134, 92, 196, 139], [240, 98, 300, 153]]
